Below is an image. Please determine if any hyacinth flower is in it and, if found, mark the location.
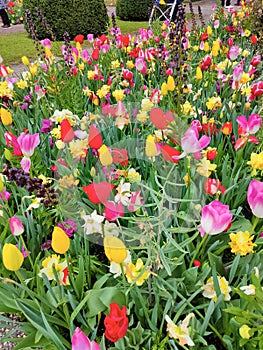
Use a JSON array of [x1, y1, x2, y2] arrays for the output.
[[72, 328, 101, 350], [234, 114, 262, 150], [17, 132, 40, 173], [172, 125, 210, 161]]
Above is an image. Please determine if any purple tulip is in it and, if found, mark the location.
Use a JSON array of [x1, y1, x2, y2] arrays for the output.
[[236, 114, 262, 135], [200, 200, 232, 235], [72, 328, 101, 350], [9, 216, 24, 236], [247, 180, 263, 218], [17, 133, 40, 157]]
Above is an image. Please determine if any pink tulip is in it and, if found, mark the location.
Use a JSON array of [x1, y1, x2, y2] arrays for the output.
[[250, 55, 261, 67], [173, 126, 210, 160], [232, 64, 243, 82], [228, 45, 239, 60], [236, 114, 262, 135], [200, 200, 232, 235], [9, 216, 24, 236], [247, 180, 263, 218], [104, 201, 124, 222], [17, 133, 40, 157], [72, 328, 101, 350]]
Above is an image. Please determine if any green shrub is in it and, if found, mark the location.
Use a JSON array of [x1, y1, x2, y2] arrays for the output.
[[23, 0, 109, 41], [116, 0, 153, 21]]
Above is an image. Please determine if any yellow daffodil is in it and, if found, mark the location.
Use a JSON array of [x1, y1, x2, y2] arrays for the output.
[[165, 313, 195, 346], [229, 231, 256, 256], [125, 258, 150, 286], [112, 89, 125, 101], [247, 152, 263, 175], [202, 276, 231, 301], [39, 254, 69, 285], [239, 325, 252, 339], [196, 158, 217, 177], [2, 243, 24, 271]]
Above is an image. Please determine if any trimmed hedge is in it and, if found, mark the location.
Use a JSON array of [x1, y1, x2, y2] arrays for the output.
[[116, 0, 153, 21], [23, 0, 109, 41]]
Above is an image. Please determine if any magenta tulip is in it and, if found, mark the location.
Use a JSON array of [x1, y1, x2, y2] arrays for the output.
[[200, 200, 232, 235], [9, 216, 24, 236], [17, 132, 40, 157], [236, 114, 262, 135], [247, 180, 263, 218], [72, 328, 101, 350]]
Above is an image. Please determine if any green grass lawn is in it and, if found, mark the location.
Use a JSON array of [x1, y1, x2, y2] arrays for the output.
[[0, 19, 148, 66]]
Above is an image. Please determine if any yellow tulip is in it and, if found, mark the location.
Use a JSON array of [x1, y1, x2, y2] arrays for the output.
[[2, 243, 24, 271], [104, 236, 127, 264], [0, 108, 12, 126], [51, 227, 70, 254], [196, 67, 203, 80], [161, 82, 168, 96], [99, 145, 113, 166], [167, 76, 175, 91], [145, 135, 157, 158], [21, 56, 30, 66]]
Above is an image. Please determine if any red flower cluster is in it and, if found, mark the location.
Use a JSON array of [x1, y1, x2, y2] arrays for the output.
[[104, 303, 129, 342]]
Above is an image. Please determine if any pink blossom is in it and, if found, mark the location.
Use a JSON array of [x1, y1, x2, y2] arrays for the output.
[[0, 189, 11, 201], [232, 64, 243, 82], [200, 200, 232, 235], [20, 157, 31, 173], [9, 216, 24, 236], [104, 201, 124, 222], [5, 131, 22, 156], [214, 19, 220, 28], [17, 133, 40, 157], [40, 39, 52, 49], [72, 328, 101, 350], [228, 46, 239, 60], [87, 34, 94, 43], [236, 114, 262, 135], [174, 126, 210, 160], [135, 57, 147, 74], [247, 180, 263, 218], [128, 191, 143, 212]]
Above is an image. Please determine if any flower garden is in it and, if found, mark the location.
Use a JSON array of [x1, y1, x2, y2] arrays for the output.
[[0, 2, 263, 349]]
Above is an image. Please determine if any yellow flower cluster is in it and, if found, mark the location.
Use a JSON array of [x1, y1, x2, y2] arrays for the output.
[[247, 152, 263, 176], [206, 96, 222, 110], [229, 231, 256, 256]]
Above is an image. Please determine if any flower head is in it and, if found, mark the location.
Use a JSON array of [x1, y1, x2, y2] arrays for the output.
[[104, 303, 129, 343], [202, 276, 231, 301], [39, 254, 69, 285], [165, 313, 195, 347], [72, 327, 100, 350], [9, 216, 24, 236], [2, 243, 24, 271], [229, 231, 256, 256], [247, 180, 263, 218]]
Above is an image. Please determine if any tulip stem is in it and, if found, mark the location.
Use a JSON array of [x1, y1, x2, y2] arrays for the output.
[[249, 216, 259, 235], [189, 233, 208, 267], [20, 235, 34, 270]]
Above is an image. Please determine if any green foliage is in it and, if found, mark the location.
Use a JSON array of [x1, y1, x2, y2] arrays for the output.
[[22, 0, 109, 41], [116, 0, 153, 21]]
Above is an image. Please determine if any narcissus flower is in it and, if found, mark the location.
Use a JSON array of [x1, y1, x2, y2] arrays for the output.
[[202, 276, 231, 301], [239, 325, 252, 339], [39, 254, 69, 285], [229, 231, 256, 256], [2, 243, 24, 271], [104, 236, 127, 264], [82, 210, 104, 235], [247, 152, 263, 175], [165, 313, 195, 347], [51, 226, 70, 254], [125, 258, 150, 286]]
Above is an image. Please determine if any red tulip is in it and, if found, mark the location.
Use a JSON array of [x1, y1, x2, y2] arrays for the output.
[[82, 182, 114, 204], [150, 108, 174, 130], [60, 119, 74, 142], [88, 125, 102, 149], [161, 145, 180, 163], [104, 303, 129, 343]]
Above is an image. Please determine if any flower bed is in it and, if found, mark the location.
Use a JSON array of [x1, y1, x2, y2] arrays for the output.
[[0, 3, 263, 350]]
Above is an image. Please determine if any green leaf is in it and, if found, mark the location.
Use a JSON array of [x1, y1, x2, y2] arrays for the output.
[[200, 300, 215, 335]]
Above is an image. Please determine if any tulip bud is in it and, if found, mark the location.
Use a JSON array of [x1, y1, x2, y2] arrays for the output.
[[9, 216, 24, 236]]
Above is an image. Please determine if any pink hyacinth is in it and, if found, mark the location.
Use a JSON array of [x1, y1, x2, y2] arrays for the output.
[[236, 114, 262, 135], [9, 216, 24, 236], [199, 200, 232, 236], [247, 180, 263, 218], [72, 328, 100, 350]]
